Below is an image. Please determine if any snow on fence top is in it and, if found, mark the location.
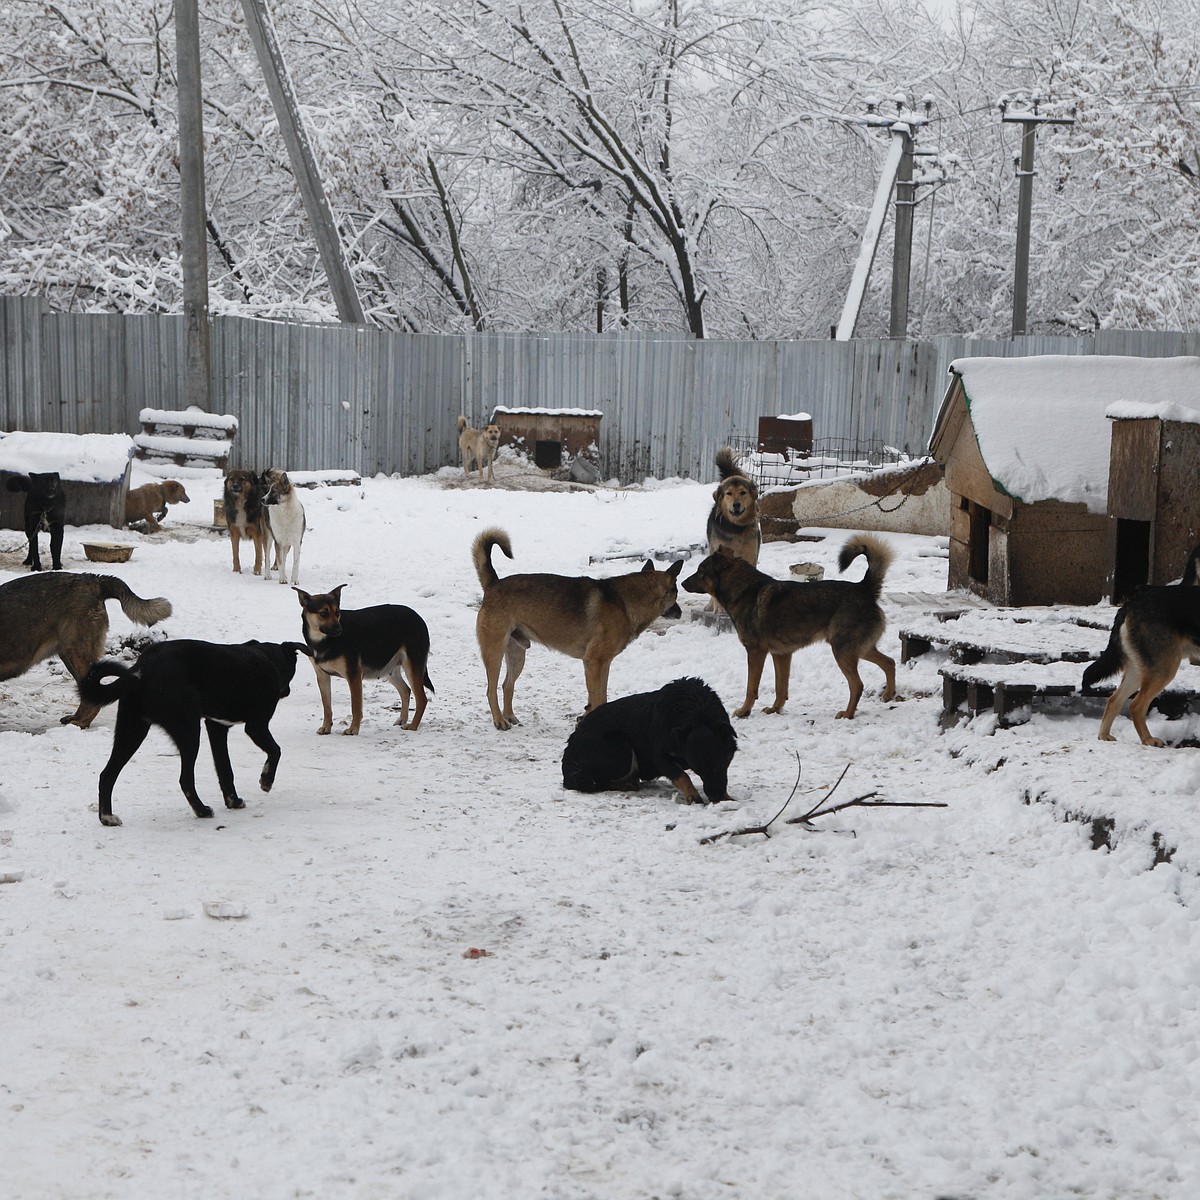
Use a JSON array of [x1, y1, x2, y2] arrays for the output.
[[0, 431, 134, 482], [949, 354, 1200, 514], [775, 411, 813, 421]]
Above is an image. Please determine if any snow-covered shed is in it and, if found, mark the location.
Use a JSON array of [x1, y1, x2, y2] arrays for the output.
[[0, 431, 134, 532], [928, 356, 1200, 606]]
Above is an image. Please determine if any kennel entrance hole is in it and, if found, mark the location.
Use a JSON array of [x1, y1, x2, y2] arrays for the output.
[[534, 439, 563, 469], [967, 500, 991, 585], [1112, 518, 1151, 603]]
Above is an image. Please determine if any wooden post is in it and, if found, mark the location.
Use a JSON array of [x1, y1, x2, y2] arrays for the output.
[[175, 0, 212, 409]]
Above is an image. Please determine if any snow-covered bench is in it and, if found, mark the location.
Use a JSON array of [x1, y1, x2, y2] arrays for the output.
[[939, 660, 1200, 729], [135, 407, 238, 471]]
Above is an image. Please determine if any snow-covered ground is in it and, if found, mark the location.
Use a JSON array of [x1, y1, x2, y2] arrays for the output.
[[3, 464, 1200, 1200]]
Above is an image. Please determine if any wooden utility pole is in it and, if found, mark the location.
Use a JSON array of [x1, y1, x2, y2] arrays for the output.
[[175, 0, 211, 409], [888, 129, 916, 339], [1000, 94, 1075, 337], [239, 0, 366, 325]]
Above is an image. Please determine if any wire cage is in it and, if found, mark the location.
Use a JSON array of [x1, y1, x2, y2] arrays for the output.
[[726, 436, 908, 490]]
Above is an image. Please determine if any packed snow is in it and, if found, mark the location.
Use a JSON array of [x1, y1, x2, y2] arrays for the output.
[[3, 463, 1200, 1199]]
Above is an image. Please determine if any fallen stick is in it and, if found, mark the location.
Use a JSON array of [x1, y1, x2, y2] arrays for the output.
[[700, 756, 946, 845]]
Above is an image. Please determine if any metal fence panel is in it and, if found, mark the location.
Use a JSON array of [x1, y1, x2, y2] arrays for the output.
[[6, 297, 1200, 482]]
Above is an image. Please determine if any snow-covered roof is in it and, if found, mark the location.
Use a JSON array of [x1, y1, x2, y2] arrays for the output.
[[1106, 399, 1200, 424], [945, 355, 1200, 513], [491, 406, 604, 418], [0, 431, 134, 482]]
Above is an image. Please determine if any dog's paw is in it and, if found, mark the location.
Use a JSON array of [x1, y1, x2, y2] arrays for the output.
[[196, 805, 214, 819], [342, 726, 360, 736], [1143, 737, 1167, 748], [317, 724, 332, 735], [226, 795, 246, 808], [99, 813, 123, 827]]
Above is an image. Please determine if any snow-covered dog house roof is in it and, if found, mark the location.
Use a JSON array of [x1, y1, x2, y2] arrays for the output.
[[0, 430, 135, 531], [927, 355, 1200, 605]]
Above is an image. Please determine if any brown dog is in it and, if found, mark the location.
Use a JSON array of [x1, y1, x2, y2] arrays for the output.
[[296, 585, 434, 735], [223, 469, 269, 575], [682, 535, 896, 720], [473, 527, 683, 730], [0, 572, 172, 728], [458, 415, 502, 483], [125, 479, 191, 532], [707, 448, 761, 567]]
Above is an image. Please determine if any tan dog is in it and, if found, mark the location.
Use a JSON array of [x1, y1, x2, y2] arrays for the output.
[[223, 469, 269, 575], [125, 479, 191, 532], [458, 415, 503, 483], [473, 528, 683, 730], [682, 535, 896, 720], [0, 572, 171, 728], [707, 448, 761, 567]]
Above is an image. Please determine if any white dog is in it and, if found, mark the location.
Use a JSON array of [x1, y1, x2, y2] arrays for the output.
[[259, 468, 306, 586]]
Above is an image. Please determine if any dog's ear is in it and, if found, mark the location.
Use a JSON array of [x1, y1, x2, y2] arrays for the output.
[[666, 558, 684, 578], [293, 587, 311, 606], [642, 559, 659, 573], [331, 583, 346, 600]]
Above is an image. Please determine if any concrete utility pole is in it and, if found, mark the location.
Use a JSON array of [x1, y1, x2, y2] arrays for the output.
[[175, 0, 212, 409], [1000, 94, 1075, 337], [239, 0, 366, 325], [836, 95, 943, 341]]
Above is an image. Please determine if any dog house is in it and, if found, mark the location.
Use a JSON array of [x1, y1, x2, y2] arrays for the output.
[[0, 431, 134, 531], [1105, 393, 1200, 601], [489, 407, 602, 470], [929, 356, 1153, 606]]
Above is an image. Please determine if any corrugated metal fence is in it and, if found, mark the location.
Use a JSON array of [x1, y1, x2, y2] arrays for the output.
[[5, 294, 1200, 480]]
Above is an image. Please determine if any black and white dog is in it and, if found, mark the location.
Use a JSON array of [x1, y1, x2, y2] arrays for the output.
[[6, 471, 66, 571], [78, 639, 310, 826]]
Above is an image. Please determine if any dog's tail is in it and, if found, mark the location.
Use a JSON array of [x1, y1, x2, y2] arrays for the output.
[[96, 576, 173, 627], [77, 659, 137, 709], [1182, 544, 1200, 587], [5, 475, 31, 493], [714, 447, 742, 481], [472, 528, 513, 591], [1082, 607, 1127, 690], [457, 415, 468, 433], [838, 533, 893, 598]]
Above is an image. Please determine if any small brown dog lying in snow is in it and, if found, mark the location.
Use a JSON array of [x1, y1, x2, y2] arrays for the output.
[[125, 479, 190, 532]]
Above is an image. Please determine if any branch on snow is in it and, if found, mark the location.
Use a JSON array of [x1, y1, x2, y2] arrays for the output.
[[699, 757, 946, 845]]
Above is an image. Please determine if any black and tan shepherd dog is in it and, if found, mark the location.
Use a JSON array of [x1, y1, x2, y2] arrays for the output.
[[682, 534, 896, 720], [223, 468, 270, 575], [562, 677, 737, 804], [78, 639, 309, 826], [707, 448, 761, 568], [1082, 545, 1200, 746], [7, 470, 67, 571], [295, 585, 434, 735], [0, 572, 172, 728], [473, 527, 683, 730]]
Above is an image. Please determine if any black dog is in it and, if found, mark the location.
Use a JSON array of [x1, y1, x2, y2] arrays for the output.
[[6, 471, 66, 570], [562, 677, 737, 804], [78, 639, 310, 826]]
